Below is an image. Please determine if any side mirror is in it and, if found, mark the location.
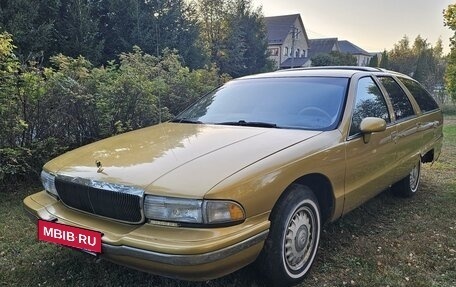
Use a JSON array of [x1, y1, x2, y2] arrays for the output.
[[359, 117, 386, 144]]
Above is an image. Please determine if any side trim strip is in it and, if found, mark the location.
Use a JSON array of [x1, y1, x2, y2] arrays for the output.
[[102, 230, 268, 265]]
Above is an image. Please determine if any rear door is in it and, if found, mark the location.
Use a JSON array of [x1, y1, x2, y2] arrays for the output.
[[397, 77, 443, 162], [376, 76, 421, 179]]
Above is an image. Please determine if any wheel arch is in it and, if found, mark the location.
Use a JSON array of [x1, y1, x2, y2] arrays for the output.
[[272, 173, 335, 224], [421, 148, 434, 163]]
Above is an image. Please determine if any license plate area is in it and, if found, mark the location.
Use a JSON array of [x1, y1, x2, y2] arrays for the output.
[[38, 220, 102, 254]]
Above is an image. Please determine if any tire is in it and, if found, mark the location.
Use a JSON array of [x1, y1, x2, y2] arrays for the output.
[[257, 184, 321, 286], [392, 160, 421, 198]]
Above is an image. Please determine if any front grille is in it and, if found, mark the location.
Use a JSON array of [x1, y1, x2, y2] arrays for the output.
[[55, 177, 144, 224]]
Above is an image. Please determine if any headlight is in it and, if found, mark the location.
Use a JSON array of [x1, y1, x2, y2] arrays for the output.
[[144, 196, 203, 223], [41, 170, 58, 197], [144, 195, 245, 225]]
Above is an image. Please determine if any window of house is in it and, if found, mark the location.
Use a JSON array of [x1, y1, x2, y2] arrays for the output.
[[296, 49, 300, 58], [268, 48, 279, 56], [378, 76, 415, 121], [284, 47, 288, 56], [349, 77, 390, 136]]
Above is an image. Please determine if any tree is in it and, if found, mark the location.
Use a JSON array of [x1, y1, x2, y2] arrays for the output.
[[0, 0, 59, 64], [225, 0, 271, 76], [159, 0, 207, 69], [414, 46, 435, 88], [388, 36, 414, 74], [54, 0, 104, 65], [311, 53, 333, 66], [0, 32, 20, 147], [197, 0, 272, 77], [197, 0, 228, 69], [433, 38, 446, 103], [331, 51, 357, 66], [1, 0, 206, 68], [369, 54, 379, 67], [311, 51, 356, 66], [379, 50, 389, 69], [444, 3, 456, 100], [92, 0, 205, 68]]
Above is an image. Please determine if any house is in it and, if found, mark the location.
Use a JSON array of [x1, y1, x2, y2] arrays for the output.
[[308, 38, 340, 58], [264, 14, 311, 69], [264, 14, 373, 69], [338, 40, 372, 66]]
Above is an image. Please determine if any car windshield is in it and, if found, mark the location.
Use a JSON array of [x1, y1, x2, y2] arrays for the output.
[[174, 77, 349, 130]]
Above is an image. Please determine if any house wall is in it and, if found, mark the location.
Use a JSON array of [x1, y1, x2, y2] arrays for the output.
[[281, 17, 309, 60], [267, 45, 282, 69], [354, 54, 372, 66], [267, 17, 309, 69]]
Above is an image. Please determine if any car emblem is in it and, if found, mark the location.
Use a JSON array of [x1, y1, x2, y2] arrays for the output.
[[95, 160, 104, 173]]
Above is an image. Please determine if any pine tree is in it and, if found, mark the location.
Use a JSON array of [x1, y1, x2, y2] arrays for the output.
[[379, 50, 389, 69], [369, 54, 378, 67], [197, 0, 271, 77], [54, 0, 104, 65], [0, 0, 59, 64]]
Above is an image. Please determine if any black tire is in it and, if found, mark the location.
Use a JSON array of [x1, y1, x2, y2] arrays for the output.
[[392, 160, 421, 198], [257, 184, 321, 286]]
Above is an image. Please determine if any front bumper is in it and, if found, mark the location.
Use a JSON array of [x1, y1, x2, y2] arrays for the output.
[[23, 191, 270, 280]]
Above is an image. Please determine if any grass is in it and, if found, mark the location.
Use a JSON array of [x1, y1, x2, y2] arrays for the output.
[[1, 117, 455, 287]]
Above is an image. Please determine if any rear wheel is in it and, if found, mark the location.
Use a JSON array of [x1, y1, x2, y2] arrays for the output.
[[257, 184, 321, 286], [392, 160, 421, 198]]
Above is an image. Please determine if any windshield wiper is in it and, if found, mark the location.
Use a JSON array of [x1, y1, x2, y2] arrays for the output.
[[170, 118, 202, 124], [215, 120, 278, 128]]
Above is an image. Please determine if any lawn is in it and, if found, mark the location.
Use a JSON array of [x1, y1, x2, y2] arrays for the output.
[[1, 116, 455, 287]]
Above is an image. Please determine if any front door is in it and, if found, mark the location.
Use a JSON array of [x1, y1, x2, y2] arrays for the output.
[[344, 76, 397, 214]]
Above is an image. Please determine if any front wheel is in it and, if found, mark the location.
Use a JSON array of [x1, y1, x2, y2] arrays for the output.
[[257, 184, 321, 286], [392, 160, 421, 198]]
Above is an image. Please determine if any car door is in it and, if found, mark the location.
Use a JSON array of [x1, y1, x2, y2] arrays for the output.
[[397, 77, 443, 162], [343, 76, 397, 214], [376, 76, 422, 180]]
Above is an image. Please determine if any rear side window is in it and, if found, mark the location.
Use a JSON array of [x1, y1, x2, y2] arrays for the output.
[[378, 76, 415, 121], [350, 77, 390, 136], [399, 78, 439, 113]]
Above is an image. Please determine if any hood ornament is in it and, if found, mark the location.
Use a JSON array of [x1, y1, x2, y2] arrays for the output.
[[95, 160, 104, 173]]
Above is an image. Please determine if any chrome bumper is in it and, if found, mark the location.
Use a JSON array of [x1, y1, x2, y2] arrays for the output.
[[101, 230, 268, 265]]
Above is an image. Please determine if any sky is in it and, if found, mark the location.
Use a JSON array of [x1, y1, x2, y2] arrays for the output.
[[253, 0, 454, 54]]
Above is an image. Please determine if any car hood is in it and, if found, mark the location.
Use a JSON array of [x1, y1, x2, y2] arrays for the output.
[[45, 123, 321, 198]]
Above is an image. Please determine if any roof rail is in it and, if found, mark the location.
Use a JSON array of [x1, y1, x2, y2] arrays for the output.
[[279, 66, 384, 72]]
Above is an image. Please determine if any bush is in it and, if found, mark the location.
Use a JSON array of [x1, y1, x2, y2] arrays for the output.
[[442, 103, 456, 115], [0, 39, 224, 190]]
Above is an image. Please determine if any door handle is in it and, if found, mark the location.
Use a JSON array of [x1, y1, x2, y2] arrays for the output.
[[391, 131, 398, 143]]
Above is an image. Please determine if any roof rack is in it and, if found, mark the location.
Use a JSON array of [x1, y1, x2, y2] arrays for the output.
[[279, 66, 384, 72]]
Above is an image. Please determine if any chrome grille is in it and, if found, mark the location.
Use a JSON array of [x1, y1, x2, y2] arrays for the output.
[[55, 177, 144, 224]]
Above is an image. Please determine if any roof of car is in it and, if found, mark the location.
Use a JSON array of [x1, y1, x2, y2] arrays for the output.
[[239, 66, 409, 80]]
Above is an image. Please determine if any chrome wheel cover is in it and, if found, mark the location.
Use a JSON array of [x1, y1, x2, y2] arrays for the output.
[[409, 162, 420, 193], [283, 205, 316, 272]]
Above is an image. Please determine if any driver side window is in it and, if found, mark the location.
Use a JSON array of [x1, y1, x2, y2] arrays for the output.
[[349, 77, 390, 136]]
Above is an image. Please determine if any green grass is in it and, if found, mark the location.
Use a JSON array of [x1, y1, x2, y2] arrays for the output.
[[1, 117, 456, 287]]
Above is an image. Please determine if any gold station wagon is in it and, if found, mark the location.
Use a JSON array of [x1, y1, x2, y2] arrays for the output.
[[24, 67, 443, 286]]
